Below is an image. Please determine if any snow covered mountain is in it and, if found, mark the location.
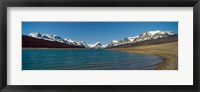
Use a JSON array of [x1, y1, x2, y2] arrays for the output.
[[87, 42, 108, 49], [107, 30, 177, 48], [28, 32, 105, 48], [63, 38, 88, 47], [28, 30, 177, 49], [28, 32, 65, 43]]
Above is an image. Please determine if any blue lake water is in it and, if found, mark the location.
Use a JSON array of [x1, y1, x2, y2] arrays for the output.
[[22, 49, 163, 70]]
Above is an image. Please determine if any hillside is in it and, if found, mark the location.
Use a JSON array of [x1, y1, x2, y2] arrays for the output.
[[22, 35, 85, 48]]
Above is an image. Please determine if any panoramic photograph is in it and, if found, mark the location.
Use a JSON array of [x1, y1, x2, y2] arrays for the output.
[[22, 22, 178, 70]]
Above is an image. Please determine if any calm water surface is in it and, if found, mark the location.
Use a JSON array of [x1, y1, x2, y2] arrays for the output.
[[22, 49, 163, 70]]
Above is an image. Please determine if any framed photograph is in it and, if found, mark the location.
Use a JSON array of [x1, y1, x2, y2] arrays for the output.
[[0, 0, 199, 92]]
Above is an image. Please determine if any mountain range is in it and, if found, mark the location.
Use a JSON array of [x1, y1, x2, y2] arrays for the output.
[[24, 30, 178, 48], [22, 35, 85, 48], [106, 30, 177, 48]]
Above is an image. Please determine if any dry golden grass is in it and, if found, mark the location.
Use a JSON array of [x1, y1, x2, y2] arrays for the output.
[[110, 42, 178, 70]]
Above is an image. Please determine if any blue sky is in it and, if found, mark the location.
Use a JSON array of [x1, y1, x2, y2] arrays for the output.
[[22, 22, 178, 45]]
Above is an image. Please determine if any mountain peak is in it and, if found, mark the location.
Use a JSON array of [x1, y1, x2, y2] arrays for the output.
[[28, 32, 42, 38], [94, 42, 101, 45], [148, 30, 176, 35], [148, 30, 162, 33], [87, 42, 103, 49]]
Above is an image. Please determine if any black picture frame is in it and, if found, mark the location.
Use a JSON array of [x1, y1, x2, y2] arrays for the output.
[[0, 0, 199, 92]]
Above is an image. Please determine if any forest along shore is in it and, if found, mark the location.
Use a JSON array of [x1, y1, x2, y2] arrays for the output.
[[110, 42, 178, 70]]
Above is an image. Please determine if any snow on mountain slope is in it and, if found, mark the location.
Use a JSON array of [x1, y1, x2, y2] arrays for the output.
[[107, 30, 177, 47], [87, 42, 105, 49], [64, 38, 88, 47], [28, 32, 64, 43], [28, 32, 42, 38], [127, 36, 138, 42]]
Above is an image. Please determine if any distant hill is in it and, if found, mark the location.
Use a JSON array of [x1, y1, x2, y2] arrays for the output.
[[22, 35, 85, 48]]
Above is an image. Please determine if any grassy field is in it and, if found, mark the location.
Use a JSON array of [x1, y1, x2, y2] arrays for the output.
[[110, 42, 178, 70]]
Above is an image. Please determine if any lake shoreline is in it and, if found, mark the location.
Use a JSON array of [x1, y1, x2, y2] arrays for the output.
[[109, 42, 178, 70], [108, 49, 165, 70]]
